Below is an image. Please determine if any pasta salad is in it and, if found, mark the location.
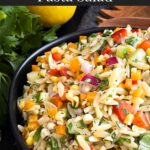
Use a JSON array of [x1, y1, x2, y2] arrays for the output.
[[18, 26, 150, 150]]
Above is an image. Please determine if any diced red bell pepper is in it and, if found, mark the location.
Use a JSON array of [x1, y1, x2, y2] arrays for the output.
[[113, 101, 135, 122], [49, 69, 60, 76], [112, 29, 127, 43], [102, 49, 112, 55], [133, 111, 149, 128], [132, 80, 137, 85]]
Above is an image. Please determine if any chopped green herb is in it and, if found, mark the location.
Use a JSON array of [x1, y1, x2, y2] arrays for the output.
[[60, 136, 66, 144], [33, 127, 41, 142], [108, 94, 112, 97], [97, 78, 109, 91], [113, 138, 131, 145], [85, 137, 89, 141], [89, 33, 98, 38], [33, 93, 41, 103], [95, 74, 100, 78], [79, 120, 87, 129], [67, 122, 73, 134], [102, 30, 113, 37], [122, 108, 129, 115], [125, 37, 138, 46], [100, 40, 108, 52], [69, 81, 74, 85], [47, 137, 59, 150], [116, 121, 125, 128]]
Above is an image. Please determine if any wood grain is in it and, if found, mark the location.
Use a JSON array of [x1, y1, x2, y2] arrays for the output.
[[100, 6, 150, 18], [97, 17, 150, 29]]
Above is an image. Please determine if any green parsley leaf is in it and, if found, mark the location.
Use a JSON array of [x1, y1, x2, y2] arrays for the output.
[[125, 37, 138, 46], [97, 78, 109, 91], [33, 128, 41, 142]]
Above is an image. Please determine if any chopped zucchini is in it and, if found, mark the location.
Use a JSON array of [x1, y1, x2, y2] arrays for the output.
[[128, 49, 150, 70], [116, 45, 128, 58]]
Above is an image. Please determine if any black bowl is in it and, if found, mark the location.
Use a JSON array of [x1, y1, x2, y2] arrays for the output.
[[9, 27, 113, 150]]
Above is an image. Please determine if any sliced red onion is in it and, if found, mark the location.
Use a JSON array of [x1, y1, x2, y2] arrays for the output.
[[106, 56, 118, 66], [67, 103, 83, 117], [81, 74, 100, 86]]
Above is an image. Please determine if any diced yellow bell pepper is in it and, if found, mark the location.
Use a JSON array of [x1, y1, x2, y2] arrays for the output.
[[131, 70, 141, 81], [28, 114, 38, 123], [50, 76, 59, 82], [124, 79, 132, 90], [133, 87, 145, 98], [146, 48, 150, 56], [47, 108, 57, 118], [86, 92, 96, 103], [23, 100, 35, 111], [26, 136, 33, 146]]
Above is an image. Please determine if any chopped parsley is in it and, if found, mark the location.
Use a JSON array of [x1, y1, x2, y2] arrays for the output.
[[116, 121, 125, 128], [102, 30, 113, 37], [79, 120, 87, 129], [125, 37, 138, 46], [97, 78, 109, 91], [122, 108, 129, 115]]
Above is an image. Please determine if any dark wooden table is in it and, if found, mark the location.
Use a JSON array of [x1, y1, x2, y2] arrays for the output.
[[0, 6, 103, 150]]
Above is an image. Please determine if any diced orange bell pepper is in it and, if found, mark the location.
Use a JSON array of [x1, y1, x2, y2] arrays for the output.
[[28, 114, 38, 123], [27, 121, 40, 131], [47, 107, 57, 118], [138, 39, 150, 51], [80, 93, 87, 101], [77, 73, 84, 81], [36, 56, 46, 63], [132, 87, 145, 98], [124, 79, 132, 90], [86, 92, 96, 103], [52, 99, 63, 108], [79, 36, 87, 42], [90, 144, 96, 150], [131, 70, 141, 81], [32, 65, 40, 72], [68, 42, 77, 49], [77, 147, 83, 150], [55, 125, 66, 135], [69, 57, 81, 72], [133, 111, 149, 128], [119, 83, 125, 88], [44, 51, 51, 61]]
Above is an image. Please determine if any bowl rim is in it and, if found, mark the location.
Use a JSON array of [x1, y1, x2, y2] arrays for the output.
[[9, 27, 114, 150]]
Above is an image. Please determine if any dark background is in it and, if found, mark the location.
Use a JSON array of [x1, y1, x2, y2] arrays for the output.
[[0, 6, 104, 150]]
